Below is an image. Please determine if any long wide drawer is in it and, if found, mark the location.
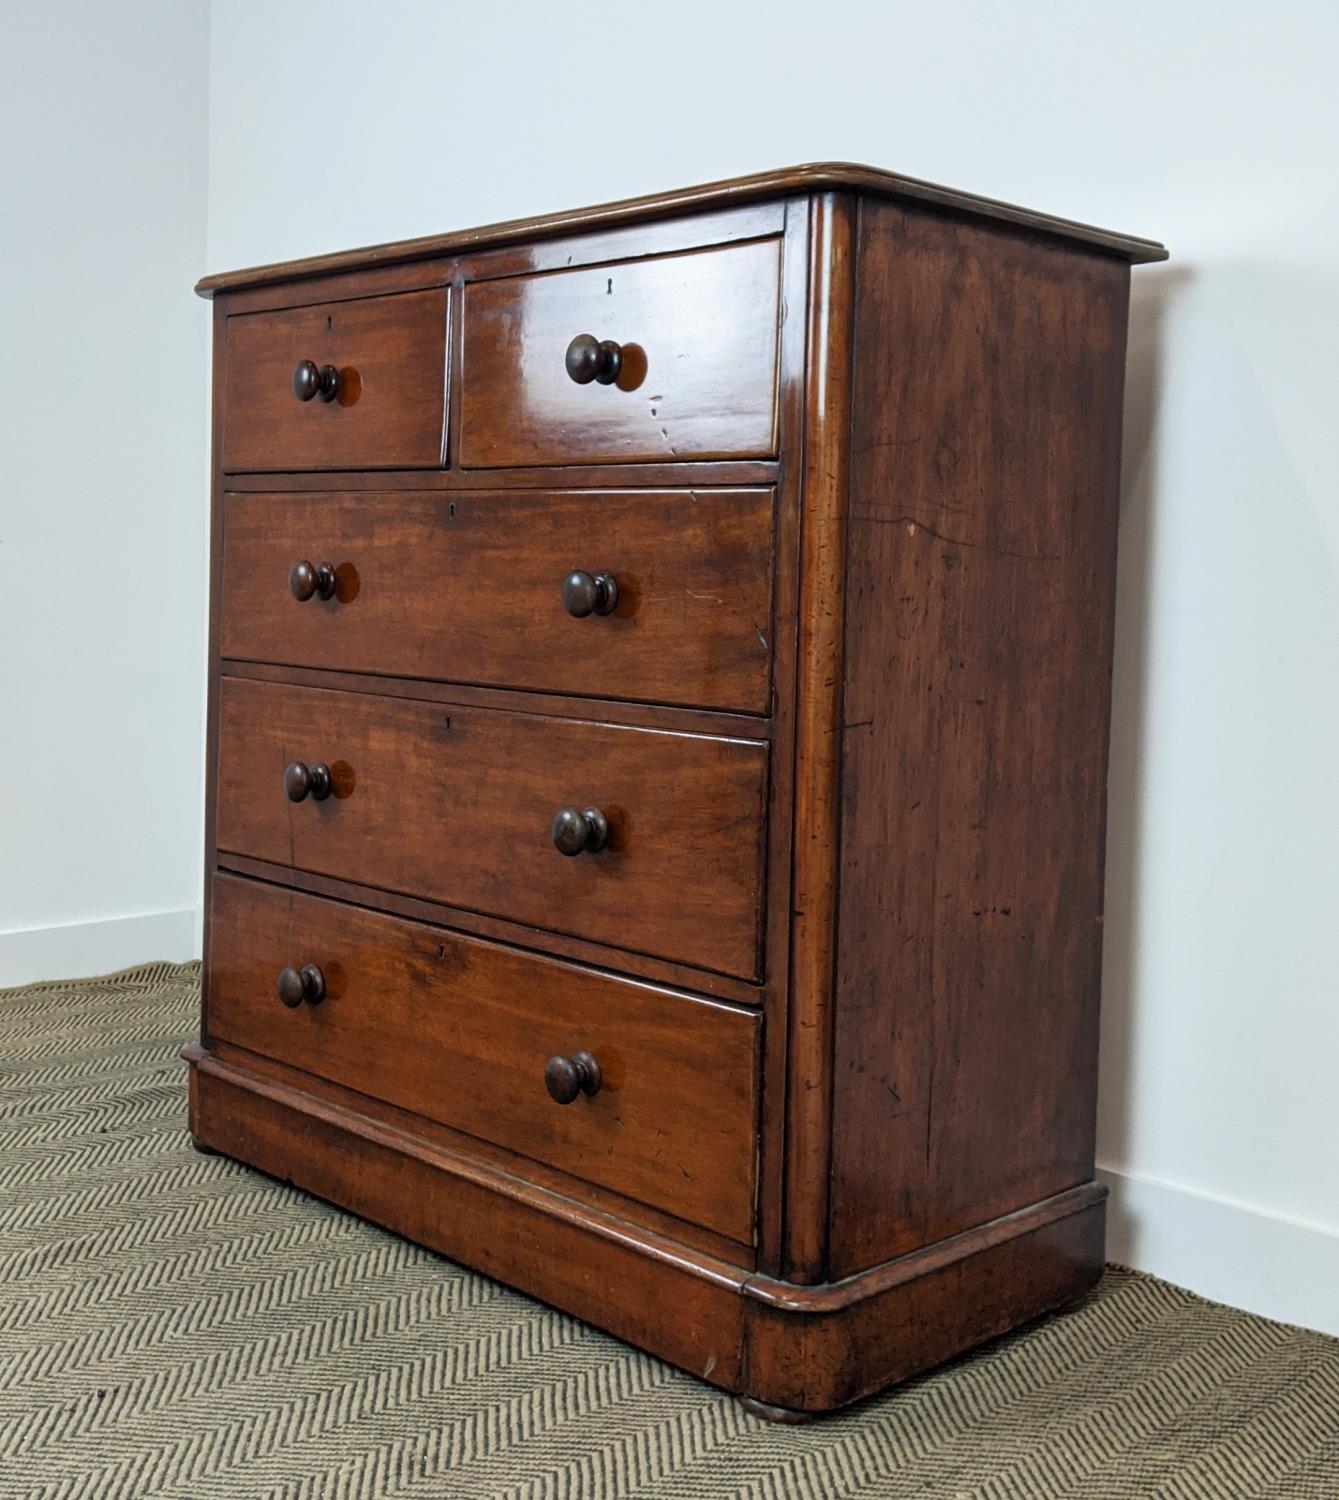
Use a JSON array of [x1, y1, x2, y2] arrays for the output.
[[221, 289, 449, 472], [219, 488, 774, 714], [459, 239, 781, 467], [216, 677, 768, 980], [207, 876, 760, 1241]]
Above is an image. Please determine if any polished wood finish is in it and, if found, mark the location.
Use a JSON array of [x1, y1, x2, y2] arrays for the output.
[[215, 851, 766, 1006], [219, 661, 770, 742], [782, 193, 856, 1283], [827, 203, 1130, 1279], [459, 238, 781, 466], [206, 1027, 751, 1266], [192, 169, 1163, 1414], [216, 676, 768, 980], [222, 461, 779, 492], [221, 289, 448, 471], [740, 1191, 1105, 1412], [189, 1050, 1104, 1411], [219, 488, 774, 713], [196, 161, 1167, 298], [208, 876, 759, 1242]]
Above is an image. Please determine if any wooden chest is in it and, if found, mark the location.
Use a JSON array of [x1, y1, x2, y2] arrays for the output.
[[187, 164, 1166, 1417]]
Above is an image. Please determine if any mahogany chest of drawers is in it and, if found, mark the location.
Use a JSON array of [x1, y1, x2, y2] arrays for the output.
[[187, 164, 1166, 1417]]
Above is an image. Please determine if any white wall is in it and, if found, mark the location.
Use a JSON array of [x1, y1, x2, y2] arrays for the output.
[[14, 0, 1327, 1328], [0, 1, 211, 985]]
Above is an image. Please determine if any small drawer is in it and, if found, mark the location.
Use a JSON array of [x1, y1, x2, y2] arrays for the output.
[[216, 678, 768, 981], [207, 875, 760, 1242], [459, 239, 781, 467], [221, 289, 449, 472], [219, 488, 775, 714]]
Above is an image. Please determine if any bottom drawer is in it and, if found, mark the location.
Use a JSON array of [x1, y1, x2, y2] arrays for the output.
[[206, 875, 760, 1243]]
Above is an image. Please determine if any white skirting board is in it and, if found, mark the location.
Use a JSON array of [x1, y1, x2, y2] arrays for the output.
[[0, 908, 203, 989], [1099, 1163, 1339, 1337]]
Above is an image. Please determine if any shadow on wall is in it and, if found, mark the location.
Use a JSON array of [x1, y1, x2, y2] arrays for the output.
[[1099, 263, 1192, 1176], [1099, 254, 1339, 1217], [1096, 249, 1339, 1328]]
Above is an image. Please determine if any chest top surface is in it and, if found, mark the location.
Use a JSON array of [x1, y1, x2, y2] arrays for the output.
[[196, 160, 1168, 298]]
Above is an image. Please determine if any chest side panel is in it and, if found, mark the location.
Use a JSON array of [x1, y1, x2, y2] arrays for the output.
[[828, 202, 1131, 1277]]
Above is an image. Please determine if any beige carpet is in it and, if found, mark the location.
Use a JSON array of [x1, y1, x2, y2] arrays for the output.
[[1, 961, 1336, 1499]]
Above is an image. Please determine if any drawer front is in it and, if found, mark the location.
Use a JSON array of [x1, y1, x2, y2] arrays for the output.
[[220, 488, 774, 714], [222, 289, 448, 472], [459, 239, 781, 467], [216, 678, 767, 980], [208, 876, 759, 1241]]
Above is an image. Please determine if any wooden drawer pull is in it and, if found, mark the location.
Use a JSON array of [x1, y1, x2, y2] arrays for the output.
[[564, 334, 622, 386], [292, 359, 340, 403], [284, 761, 333, 803], [289, 560, 337, 602], [276, 964, 325, 1007], [544, 1049, 602, 1104], [551, 806, 609, 856], [561, 570, 619, 618]]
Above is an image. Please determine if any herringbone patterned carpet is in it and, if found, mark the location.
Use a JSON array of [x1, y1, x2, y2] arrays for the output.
[[2, 963, 1337, 1499]]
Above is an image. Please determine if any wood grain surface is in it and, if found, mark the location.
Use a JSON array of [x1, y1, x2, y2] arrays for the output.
[[215, 677, 769, 980], [826, 203, 1130, 1277], [197, 160, 1166, 297], [208, 875, 760, 1242], [459, 239, 781, 466], [192, 172, 1161, 1410], [219, 487, 774, 713], [222, 289, 448, 471]]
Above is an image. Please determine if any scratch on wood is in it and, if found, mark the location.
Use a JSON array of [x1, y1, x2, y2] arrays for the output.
[[849, 512, 1060, 562]]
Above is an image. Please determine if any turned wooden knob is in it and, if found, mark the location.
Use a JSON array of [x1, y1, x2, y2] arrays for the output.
[[292, 359, 340, 402], [544, 1049, 602, 1103], [564, 334, 622, 386], [551, 806, 609, 856], [276, 964, 325, 1007], [289, 560, 337, 601], [561, 570, 619, 618], [284, 761, 333, 802]]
